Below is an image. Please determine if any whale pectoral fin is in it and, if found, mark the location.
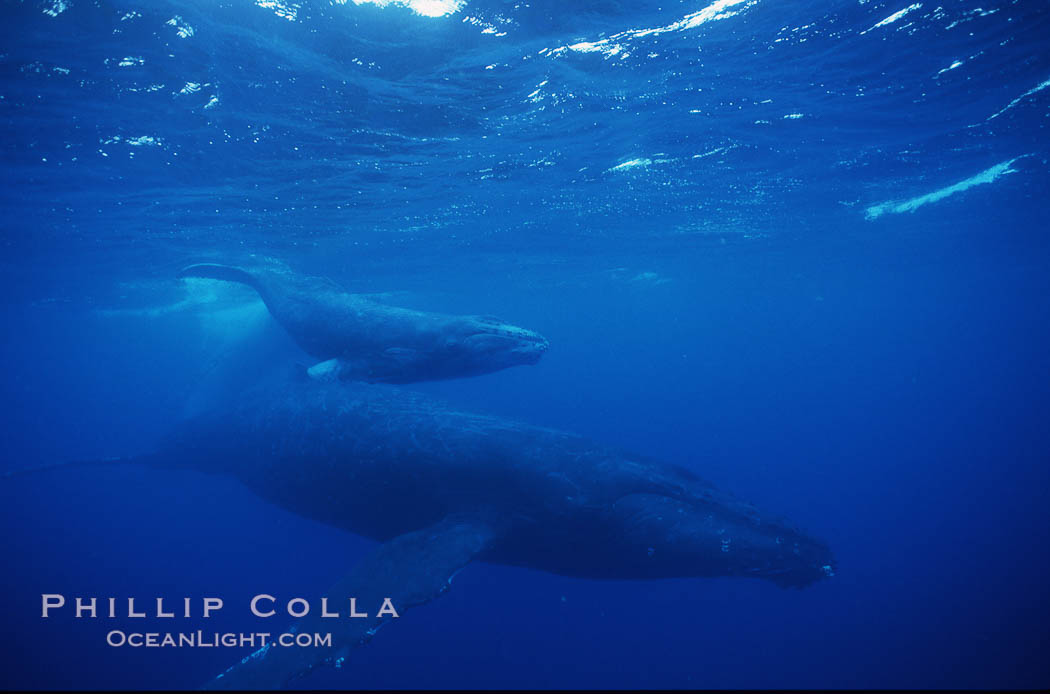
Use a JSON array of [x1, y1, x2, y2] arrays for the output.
[[307, 358, 377, 382], [306, 358, 343, 382], [203, 515, 500, 690]]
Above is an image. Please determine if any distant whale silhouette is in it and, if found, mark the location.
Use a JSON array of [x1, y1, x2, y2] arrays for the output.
[[15, 376, 835, 688], [176, 262, 548, 384]]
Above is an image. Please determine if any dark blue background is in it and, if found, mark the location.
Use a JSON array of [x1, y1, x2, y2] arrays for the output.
[[1, 0, 1049, 688]]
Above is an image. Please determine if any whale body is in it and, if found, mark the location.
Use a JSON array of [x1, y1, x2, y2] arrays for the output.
[[112, 377, 837, 688], [177, 263, 549, 383]]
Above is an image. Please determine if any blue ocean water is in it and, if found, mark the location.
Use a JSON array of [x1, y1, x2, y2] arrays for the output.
[[1, 0, 1049, 688]]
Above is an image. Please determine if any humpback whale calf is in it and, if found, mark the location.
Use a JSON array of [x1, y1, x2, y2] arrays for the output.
[[177, 262, 549, 383], [25, 377, 835, 688]]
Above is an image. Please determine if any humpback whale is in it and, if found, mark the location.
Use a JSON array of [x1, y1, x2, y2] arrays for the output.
[[176, 262, 549, 384], [28, 376, 834, 689]]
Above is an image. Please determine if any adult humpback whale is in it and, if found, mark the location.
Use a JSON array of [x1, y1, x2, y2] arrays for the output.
[[177, 262, 548, 383], [39, 376, 834, 689]]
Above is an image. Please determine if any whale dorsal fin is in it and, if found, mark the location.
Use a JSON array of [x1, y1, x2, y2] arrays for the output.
[[204, 514, 500, 690]]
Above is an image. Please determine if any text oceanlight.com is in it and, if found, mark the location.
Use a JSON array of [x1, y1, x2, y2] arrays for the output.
[[105, 631, 332, 648]]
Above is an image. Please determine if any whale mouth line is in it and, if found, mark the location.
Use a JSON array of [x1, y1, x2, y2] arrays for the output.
[[465, 329, 549, 351]]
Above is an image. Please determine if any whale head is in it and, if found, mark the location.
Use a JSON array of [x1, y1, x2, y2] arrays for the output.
[[604, 492, 837, 588], [334, 315, 549, 384], [460, 316, 548, 364], [441, 316, 549, 377]]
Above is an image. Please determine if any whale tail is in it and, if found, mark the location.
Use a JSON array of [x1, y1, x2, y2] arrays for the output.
[[177, 263, 260, 290]]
